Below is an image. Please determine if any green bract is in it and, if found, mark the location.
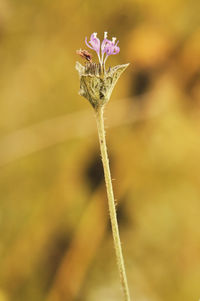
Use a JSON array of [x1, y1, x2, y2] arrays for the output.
[[76, 61, 129, 110]]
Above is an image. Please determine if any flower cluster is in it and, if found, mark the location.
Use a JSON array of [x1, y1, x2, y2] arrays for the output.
[[76, 31, 129, 109], [85, 32, 120, 66]]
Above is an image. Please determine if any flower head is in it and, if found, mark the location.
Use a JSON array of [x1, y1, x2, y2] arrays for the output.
[[85, 32, 120, 67], [76, 32, 129, 110]]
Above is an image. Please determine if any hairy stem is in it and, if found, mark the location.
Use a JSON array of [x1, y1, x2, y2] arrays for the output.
[[95, 105, 131, 301]]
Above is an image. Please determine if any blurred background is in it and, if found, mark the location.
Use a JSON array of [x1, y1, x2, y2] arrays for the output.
[[0, 0, 200, 300]]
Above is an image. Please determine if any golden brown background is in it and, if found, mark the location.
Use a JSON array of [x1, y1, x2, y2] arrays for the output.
[[0, 0, 200, 300]]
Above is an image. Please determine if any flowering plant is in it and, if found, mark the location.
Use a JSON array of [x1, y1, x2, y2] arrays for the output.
[[76, 32, 129, 109], [76, 32, 131, 301]]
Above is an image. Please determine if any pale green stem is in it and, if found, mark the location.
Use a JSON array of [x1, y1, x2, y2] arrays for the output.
[[95, 105, 131, 301]]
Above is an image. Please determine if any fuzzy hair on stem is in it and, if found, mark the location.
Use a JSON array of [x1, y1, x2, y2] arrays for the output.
[[76, 32, 131, 300]]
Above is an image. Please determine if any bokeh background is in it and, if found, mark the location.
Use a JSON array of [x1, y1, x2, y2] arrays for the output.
[[0, 0, 200, 300]]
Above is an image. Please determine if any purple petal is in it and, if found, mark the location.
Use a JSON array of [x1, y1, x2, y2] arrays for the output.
[[113, 46, 120, 55], [101, 39, 109, 52], [85, 37, 94, 50]]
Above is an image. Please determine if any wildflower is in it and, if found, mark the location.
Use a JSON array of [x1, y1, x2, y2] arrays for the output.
[[101, 32, 120, 65], [85, 32, 120, 67], [75, 32, 131, 301], [76, 32, 129, 110], [85, 32, 101, 62]]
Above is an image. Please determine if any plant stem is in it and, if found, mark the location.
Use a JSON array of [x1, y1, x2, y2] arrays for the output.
[[95, 105, 131, 301]]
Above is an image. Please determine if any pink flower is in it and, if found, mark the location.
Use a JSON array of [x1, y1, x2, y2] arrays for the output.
[[85, 33, 100, 53], [85, 32, 120, 67]]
